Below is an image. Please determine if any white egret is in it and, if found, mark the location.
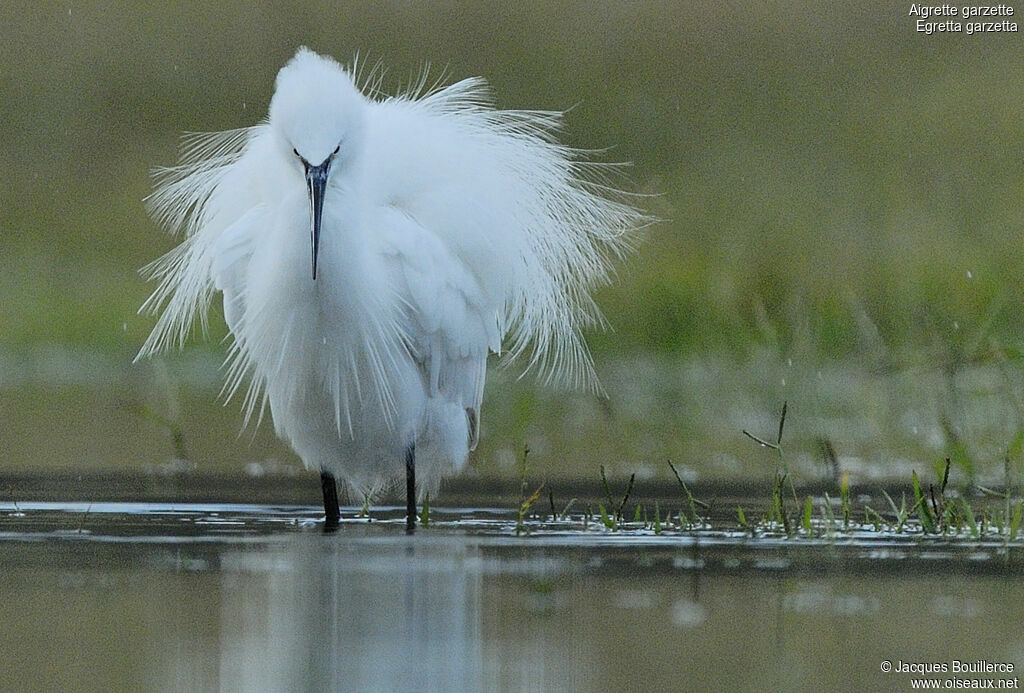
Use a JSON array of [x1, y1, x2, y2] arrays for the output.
[[137, 47, 648, 530]]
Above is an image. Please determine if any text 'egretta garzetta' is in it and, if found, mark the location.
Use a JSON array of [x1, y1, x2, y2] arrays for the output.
[[138, 48, 648, 531]]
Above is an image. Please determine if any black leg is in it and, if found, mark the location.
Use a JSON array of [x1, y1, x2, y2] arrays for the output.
[[321, 471, 340, 532], [405, 443, 416, 533]]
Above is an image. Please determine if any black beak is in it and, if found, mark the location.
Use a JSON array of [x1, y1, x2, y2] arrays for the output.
[[304, 159, 331, 280]]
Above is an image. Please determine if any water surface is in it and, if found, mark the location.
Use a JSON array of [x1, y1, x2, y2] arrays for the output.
[[2, 498, 1023, 692]]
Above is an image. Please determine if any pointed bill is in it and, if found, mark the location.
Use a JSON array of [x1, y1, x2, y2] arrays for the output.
[[305, 160, 331, 280]]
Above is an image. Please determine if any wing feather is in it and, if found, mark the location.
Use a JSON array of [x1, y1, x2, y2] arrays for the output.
[[363, 76, 650, 394], [375, 205, 494, 449], [136, 126, 262, 359]]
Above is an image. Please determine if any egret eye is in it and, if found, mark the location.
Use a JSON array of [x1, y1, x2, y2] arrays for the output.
[[292, 147, 300, 158], [332, 144, 340, 155]]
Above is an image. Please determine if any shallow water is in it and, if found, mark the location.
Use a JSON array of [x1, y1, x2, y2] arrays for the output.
[[2, 499, 1024, 692]]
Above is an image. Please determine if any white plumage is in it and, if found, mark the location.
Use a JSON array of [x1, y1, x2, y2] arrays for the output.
[[138, 48, 647, 521]]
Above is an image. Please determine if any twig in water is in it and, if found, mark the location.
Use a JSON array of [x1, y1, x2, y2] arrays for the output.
[[599, 466, 636, 523], [77, 503, 93, 534], [668, 460, 709, 525]]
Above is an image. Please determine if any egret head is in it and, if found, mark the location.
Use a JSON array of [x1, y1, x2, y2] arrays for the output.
[[269, 47, 365, 280]]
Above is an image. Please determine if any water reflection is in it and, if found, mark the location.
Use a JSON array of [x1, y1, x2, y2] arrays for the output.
[[206, 536, 594, 692], [2, 506, 1024, 691], [198, 538, 484, 692]]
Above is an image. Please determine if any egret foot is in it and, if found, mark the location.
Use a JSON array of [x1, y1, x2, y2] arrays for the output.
[[405, 444, 416, 533], [321, 471, 340, 532]]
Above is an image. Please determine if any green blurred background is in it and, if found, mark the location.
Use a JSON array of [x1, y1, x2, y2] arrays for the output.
[[3, 1, 1024, 493]]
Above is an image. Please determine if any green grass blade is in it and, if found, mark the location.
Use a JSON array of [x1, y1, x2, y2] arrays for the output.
[[864, 505, 885, 532], [960, 498, 978, 538], [1009, 501, 1023, 542], [419, 493, 431, 528], [823, 491, 836, 533], [559, 498, 577, 520], [840, 471, 851, 529], [913, 470, 936, 534]]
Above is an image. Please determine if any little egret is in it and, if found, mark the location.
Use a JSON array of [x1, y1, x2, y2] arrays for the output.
[[137, 48, 648, 530]]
